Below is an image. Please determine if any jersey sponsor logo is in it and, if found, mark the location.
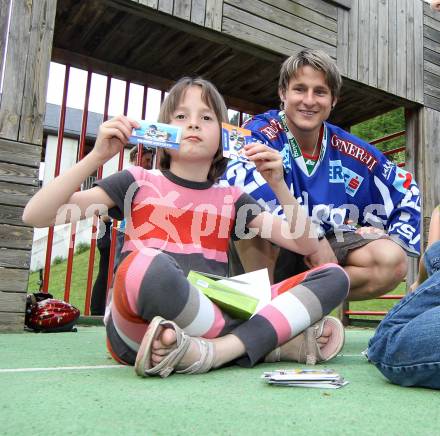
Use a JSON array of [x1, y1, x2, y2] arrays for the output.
[[330, 134, 378, 171], [382, 160, 395, 180], [259, 118, 283, 140], [329, 160, 364, 197], [392, 167, 413, 194]]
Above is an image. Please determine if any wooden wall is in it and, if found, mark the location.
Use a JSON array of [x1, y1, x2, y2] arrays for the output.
[[0, 0, 56, 331], [337, 0, 424, 104], [129, 0, 426, 106], [423, 1, 440, 111]]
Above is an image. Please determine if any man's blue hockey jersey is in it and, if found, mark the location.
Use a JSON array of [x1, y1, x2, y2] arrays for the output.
[[223, 110, 421, 256]]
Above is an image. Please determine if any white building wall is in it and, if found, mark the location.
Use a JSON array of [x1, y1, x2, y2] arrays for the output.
[[30, 134, 131, 271]]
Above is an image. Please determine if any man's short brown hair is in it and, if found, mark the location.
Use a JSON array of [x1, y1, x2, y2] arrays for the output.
[[279, 49, 342, 100]]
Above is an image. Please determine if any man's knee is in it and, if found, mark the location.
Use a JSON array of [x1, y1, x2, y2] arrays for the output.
[[377, 243, 407, 285]]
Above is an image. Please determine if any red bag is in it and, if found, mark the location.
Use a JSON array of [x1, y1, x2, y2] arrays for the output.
[[25, 293, 80, 332]]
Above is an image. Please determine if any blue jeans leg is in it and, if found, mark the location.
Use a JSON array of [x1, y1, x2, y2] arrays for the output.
[[367, 241, 440, 389]]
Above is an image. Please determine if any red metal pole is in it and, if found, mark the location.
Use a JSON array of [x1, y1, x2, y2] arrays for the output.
[[106, 80, 131, 296], [42, 65, 70, 293], [64, 70, 93, 302], [83, 75, 112, 315]]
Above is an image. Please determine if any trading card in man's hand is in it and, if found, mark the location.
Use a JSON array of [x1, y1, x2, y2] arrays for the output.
[[222, 123, 256, 164], [129, 121, 182, 149]]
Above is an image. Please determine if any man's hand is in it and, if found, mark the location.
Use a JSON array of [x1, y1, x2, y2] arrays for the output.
[[303, 237, 338, 268], [355, 226, 388, 238], [244, 142, 284, 188]]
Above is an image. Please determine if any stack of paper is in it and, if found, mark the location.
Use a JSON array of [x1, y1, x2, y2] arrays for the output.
[[262, 369, 348, 389]]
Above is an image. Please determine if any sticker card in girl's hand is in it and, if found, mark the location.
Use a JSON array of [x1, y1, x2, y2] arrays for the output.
[[129, 121, 182, 149], [221, 123, 255, 164]]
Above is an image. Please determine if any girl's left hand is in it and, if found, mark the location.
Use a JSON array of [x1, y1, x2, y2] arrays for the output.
[[244, 143, 284, 188]]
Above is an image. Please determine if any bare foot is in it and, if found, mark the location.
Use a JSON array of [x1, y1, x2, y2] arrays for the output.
[[151, 327, 201, 370]]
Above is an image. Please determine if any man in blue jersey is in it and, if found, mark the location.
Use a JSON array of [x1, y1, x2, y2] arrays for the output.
[[225, 49, 421, 300]]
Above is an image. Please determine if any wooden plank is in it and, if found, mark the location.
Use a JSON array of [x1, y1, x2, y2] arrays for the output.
[[294, 0, 338, 20], [0, 248, 31, 269], [205, 0, 222, 31], [0, 0, 11, 91], [19, 0, 57, 145], [0, 291, 27, 312], [0, 312, 25, 332], [424, 15, 440, 31], [422, 108, 440, 214], [222, 17, 303, 58], [325, 0, 351, 10], [347, 0, 358, 80], [414, 0, 424, 103], [223, 4, 336, 56], [0, 267, 30, 292], [0, 162, 39, 186], [264, 0, 337, 32], [0, 138, 41, 167], [425, 82, 440, 101], [424, 24, 440, 44], [424, 47, 440, 67], [368, 0, 378, 88], [336, 8, 349, 76], [396, 0, 406, 97], [191, 0, 206, 26], [225, 0, 337, 46], [425, 59, 440, 76], [424, 69, 440, 87], [405, 0, 415, 101], [0, 0, 32, 141], [388, 0, 397, 95], [158, 0, 173, 14], [357, 0, 369, 83], [377, 0, 388, 92], [0, 204, 27, 227], [0, 180, 37, 207], [0, 223, 33, 250], [138, 0, 159, 7], [425, 93, 440, 112], [174, 0, 191, 20], [425, 36, 440, 53]]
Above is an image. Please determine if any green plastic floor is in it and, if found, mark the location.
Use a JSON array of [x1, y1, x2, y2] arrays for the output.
[[1, 326, 439, 436]]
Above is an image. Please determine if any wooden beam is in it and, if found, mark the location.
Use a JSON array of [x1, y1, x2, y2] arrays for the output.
[[0, 0, 10, 87], [0, 162, 39, 186], [0, 291, 27, 312], [0, 267, 30, 292], [0, 204, 27, 227], [0, 312, 25, 332], [0, 181, 37, 207], [0, 0, 31, 141], [0, 248, 31, 269], [0, 224, 33, 250], [19, 0, 57, 144], [105, 0, 281, 62]]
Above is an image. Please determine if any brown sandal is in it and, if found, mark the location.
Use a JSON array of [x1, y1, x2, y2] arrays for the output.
[[134, 316, 215, 378], [265, 316, 345, 365]]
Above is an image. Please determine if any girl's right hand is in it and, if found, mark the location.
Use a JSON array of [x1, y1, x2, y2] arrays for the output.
[[92, 115, 139, 164]]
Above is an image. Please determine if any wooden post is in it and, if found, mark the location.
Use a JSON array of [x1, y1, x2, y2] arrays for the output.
[[0, 0, 56, 332], [404, 108, 422, 292]]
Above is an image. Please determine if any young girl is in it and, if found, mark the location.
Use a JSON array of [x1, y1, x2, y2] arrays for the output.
[[23, 77, 349, 378]]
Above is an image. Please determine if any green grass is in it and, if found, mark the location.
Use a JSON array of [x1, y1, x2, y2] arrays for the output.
[[27, 248, 101, 312], [28, 249, 407, 321]]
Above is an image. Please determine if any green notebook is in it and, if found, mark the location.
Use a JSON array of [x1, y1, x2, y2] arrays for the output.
[[187, 271, 259, 320]]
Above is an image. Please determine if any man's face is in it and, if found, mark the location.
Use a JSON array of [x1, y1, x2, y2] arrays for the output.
[[141, 151, 153, 169], [279, 65, 336, 139]]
